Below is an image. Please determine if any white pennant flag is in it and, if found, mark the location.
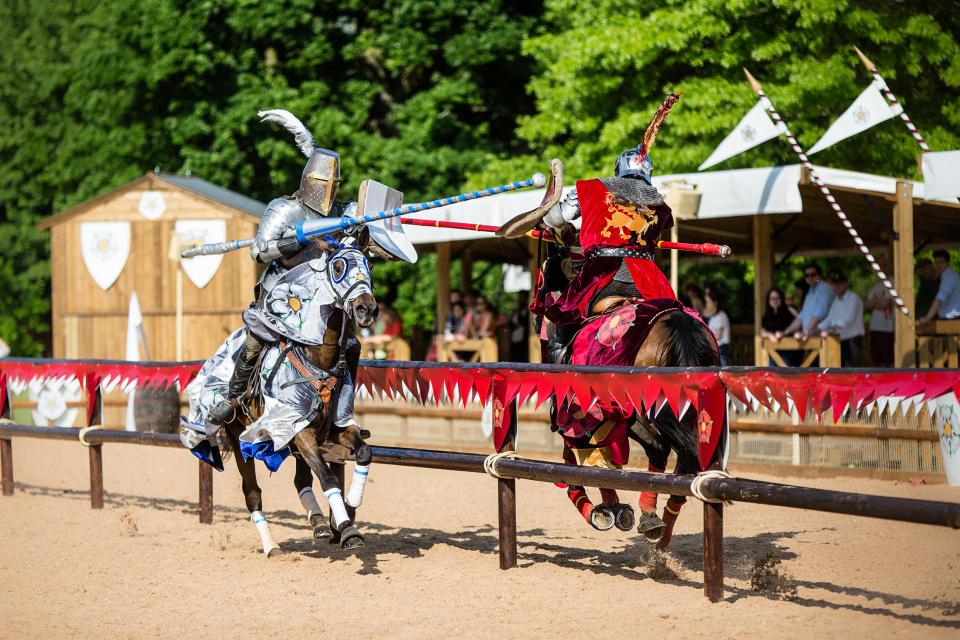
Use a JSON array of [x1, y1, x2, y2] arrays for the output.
[[698, 100, 782, 171], [124, 292, 147, 431], [807, 80, 903, 155]]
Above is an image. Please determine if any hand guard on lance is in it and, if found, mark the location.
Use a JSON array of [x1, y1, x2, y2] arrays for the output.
[[180, 173, 548, 260]]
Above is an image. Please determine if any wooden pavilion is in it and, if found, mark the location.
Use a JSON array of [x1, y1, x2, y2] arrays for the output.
[[40, 172, 264, 361], [406, 163, 960, 367]]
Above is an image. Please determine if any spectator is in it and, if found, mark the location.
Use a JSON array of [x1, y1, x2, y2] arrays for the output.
[[863, 256, 894, 367], [362, 305, 404, 358], [509, 291, 531, 362], [916, 258, 940, 319], [781, 263, 835, 342], [682, 281, 705, 315], [470, 296, 497, 338], [704, 286, 731, 366], [761, 287, 799, 366], [462, 289, 481, 336], [818, 272, 864, 366], [918, 251, 959, 324], [444, 301, 467, 341], [761, 287, 796, 339], [792, 277, 809, 313]]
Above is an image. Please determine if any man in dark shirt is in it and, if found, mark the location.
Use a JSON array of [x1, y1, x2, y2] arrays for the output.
[[916, 258, 940, 318]]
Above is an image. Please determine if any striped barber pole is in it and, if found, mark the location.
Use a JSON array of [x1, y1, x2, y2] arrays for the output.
[[743, 69, 909, 316], [854, 47, 931, 153]]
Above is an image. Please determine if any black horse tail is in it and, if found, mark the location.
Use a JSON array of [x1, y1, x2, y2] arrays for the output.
[[644, 310, 721, 471], [655, 310, 720, 368]]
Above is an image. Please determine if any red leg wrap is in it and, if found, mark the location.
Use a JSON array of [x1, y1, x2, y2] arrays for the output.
[[567, 487, 593, 522], [639, 464, 665, 513], [599, 488, 619, 504], [655, 498, 685, 550]]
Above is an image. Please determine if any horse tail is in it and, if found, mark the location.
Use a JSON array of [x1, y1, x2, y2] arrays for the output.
[[655, 310, 720, 368]]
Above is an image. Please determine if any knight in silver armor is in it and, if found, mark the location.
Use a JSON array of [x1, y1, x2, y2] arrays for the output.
[[211, 109, 358, 425]]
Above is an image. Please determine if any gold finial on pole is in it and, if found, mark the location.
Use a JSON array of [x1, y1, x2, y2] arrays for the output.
[[742, 68, 762, 92], [853, 46, 877, 73]]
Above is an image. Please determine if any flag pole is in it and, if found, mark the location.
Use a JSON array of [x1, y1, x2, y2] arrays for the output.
[[854, 47, 930, 153], [743, 68, 909, 316]]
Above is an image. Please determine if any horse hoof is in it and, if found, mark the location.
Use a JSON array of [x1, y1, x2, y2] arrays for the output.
[[589, 505, 616, 531], [309, 514, 330, 542], [339, 526, 364, 550], [266, 546, 283, 559], [637, 511, 666, 544], [612, 503, 636, 531]]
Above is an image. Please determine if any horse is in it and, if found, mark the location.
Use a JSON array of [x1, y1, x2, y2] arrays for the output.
[[539, 251, 721, 550], [181, 242, 378, 556]]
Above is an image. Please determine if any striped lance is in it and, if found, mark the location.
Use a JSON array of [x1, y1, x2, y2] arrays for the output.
[[181, 173, 546, 259], [743, 68, 909, 316]]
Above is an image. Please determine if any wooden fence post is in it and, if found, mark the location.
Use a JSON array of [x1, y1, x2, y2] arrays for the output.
[[494, 386, 519, 570], [198, 460, 213, 524], [703, 501, 724, 602], [0, 438, 12, 496], [87, 381, 104, 510]]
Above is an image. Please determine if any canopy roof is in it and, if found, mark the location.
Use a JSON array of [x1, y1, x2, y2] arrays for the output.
[[403, 164, 959, 259]]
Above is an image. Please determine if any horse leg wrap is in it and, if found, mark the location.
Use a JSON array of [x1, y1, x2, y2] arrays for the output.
[[345, 464, 369, 509], [324, 487, 351, 529], [251, 510, 280, 557], [639, 464, 665, 513], [567, 486, 593, 522], [655, 498, 686, 550], [599, 488, 619, 504], [298, 487, 324, 520]]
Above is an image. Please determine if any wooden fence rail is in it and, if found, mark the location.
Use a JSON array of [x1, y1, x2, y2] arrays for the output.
[[1, 422, 958, 603]]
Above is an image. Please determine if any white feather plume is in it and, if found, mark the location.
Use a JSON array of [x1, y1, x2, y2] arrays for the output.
[[257, 109, 316, 158]]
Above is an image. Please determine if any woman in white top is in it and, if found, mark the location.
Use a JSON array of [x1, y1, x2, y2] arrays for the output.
[[704, 286, 731, 366]]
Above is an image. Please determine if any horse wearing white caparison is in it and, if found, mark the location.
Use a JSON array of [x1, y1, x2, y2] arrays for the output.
[[180, 242, 379, 555]]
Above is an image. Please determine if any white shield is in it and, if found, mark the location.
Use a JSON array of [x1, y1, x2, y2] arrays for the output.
[[138, 191, 167, 220], [359, 179, 418, 263], [29, 377, 82, 427], [81, 222, 131, 290], [175, 220, 226, 288]]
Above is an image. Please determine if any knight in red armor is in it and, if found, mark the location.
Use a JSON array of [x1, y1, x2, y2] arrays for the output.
[[499, 94, 706, 542]]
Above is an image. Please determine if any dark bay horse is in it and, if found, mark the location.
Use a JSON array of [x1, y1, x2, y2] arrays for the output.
[[183, 244, 378, 556]]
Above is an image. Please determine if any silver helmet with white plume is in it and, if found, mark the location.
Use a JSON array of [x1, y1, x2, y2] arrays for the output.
[[258, 109, 340, 215]]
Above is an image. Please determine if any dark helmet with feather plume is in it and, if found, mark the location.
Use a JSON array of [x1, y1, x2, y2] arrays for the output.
[[614, 93, 682, 184]]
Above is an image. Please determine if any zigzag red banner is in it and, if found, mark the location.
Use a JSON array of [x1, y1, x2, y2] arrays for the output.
[[2, 360, 958, 455]]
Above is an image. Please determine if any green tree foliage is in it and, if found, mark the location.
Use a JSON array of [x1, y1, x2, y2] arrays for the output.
[[470, 0, 960, 324], [0, 0, 540, 355]]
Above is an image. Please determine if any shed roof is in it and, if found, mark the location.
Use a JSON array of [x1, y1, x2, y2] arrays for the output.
[[39, 173, 266, 230]]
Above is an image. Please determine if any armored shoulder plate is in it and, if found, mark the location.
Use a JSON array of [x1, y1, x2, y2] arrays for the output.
[[544, 187, 581, 227], [251, 197, 310, 262]]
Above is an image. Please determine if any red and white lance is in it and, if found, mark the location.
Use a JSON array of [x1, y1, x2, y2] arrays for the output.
[[854, 47, 930, 153], [743, 68, 909, 316]]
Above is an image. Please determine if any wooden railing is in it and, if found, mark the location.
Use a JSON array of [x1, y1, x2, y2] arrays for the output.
[[435, 337, 498, 363], [755, 335, 841, 367], [917, 319, 960, 368], [359, 337, 412, 361]]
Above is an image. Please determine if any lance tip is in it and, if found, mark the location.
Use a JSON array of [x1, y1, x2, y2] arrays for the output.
[[853, 46, 876, 73], [532, 172, 547, 188], [742, 68, 762, 92]]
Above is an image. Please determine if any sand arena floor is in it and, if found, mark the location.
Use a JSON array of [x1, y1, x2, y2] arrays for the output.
[[1, 437, 959, 639]]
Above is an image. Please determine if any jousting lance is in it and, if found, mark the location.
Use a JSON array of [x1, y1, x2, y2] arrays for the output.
[[181, 174, 546, 259], [399, 218, 732, 257]]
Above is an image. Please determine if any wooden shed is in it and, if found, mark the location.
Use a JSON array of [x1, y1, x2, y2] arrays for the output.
[[40, 172, 264, 361]]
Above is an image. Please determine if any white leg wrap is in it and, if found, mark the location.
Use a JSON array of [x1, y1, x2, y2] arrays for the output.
[[346, 464, 370, 508], [298, 487, 324, 520], [324, 487, 350, 528], [251, 510, 279, 556]]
